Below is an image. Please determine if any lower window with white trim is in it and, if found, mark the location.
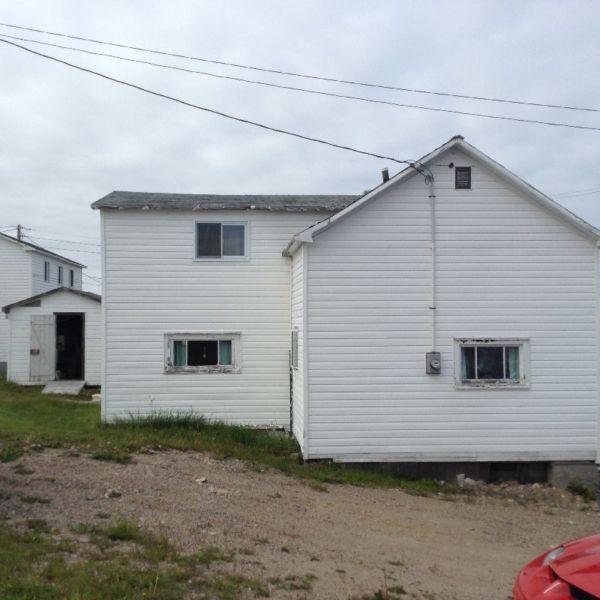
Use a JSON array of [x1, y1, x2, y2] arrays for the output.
[[165, 333, 240, 374], [455, 338, 528, 387]]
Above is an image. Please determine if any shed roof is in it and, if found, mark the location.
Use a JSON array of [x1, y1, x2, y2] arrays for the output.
[[91, 191, 358, 213], [0, 232, 86, 268], [2, 287, 101, 314]]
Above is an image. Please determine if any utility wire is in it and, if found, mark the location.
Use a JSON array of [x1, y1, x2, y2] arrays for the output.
[[0, 38, 418, 164], [2, 33, 598, 132], [30, 244, 100, 255], [553, 186, 600, 198], [0, 21, 597, 114], [27, 226, 104, 243], [24, 235, 100, 254], [25, 233, 101, 247]]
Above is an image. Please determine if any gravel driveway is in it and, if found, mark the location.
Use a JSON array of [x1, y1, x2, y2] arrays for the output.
[[1, 449, 598, 599]]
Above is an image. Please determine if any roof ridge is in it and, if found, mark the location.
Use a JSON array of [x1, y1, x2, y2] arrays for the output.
[[0, 232, 86, 268]]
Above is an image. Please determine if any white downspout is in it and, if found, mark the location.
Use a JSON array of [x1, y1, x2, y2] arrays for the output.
[[428, 175, 437, 351]]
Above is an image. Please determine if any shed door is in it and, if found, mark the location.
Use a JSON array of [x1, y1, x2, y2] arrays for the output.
[[30, 315, 56, 383]]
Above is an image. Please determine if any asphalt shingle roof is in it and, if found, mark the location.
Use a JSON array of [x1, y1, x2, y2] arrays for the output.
[[92, 191, 359, 213]]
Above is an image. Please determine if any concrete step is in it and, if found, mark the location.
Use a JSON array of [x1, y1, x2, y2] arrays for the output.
[[42, 381, 85, 396]]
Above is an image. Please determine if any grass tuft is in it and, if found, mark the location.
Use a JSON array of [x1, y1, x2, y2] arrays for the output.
[[11, 464, 34, 475], [567, 483, 596, 503], [105, 520, 141, 542], [90, 449, 132, 464]]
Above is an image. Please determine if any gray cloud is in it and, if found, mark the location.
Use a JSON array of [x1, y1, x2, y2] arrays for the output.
[[1, 0, 599, 292]]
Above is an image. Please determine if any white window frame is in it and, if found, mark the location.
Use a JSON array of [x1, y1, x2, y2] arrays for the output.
[[69, 269, 75, 287], [44, 260, 50, 282], [57, 265, 63, 285], [164, 332, 241, 374], [193, 220, 249, 261], [454, 337, 529, 389]]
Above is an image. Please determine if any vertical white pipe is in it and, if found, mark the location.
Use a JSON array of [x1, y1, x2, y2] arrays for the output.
[[429, 176, 437, 352]]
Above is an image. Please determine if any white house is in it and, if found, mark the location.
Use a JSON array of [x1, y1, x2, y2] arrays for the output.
[[93, 136, 600, 480], [2, 287, 102, 386], [0, 232, 84, 373]]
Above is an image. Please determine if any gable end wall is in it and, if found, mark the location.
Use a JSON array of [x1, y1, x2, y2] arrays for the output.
[[305, 148, 599, 462]]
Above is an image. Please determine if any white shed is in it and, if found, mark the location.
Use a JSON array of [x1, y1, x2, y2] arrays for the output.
[[2, 287, 101, 386]]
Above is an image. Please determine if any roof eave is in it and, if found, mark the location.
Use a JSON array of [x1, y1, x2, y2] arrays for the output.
[[2, 287, 101, 314], [0, 232, 87, 268], [457, 140, 600, 240]]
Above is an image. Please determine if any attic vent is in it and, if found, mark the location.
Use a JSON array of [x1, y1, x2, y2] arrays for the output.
[[455, 166, 471, 189]]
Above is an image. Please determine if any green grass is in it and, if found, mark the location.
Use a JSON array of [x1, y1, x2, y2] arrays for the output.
[[0, 377, 449, 495], [0, 518, 274, 599]]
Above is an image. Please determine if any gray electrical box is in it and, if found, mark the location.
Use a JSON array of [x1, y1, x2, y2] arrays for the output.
[[426, 352, 441, 374]]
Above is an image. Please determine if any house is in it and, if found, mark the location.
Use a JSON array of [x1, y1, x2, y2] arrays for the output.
[[0, 232, 85, 374], [2, 287, 102, 386], [92, 136, 600, 482]]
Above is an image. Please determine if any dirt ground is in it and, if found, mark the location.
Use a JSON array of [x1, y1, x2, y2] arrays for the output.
[[1, 449, 599, 599]]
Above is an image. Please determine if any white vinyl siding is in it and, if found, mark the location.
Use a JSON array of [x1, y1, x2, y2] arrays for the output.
[[291, 245, 305, 449], [304, 147, 598, 462], [6, 289, 101, 385], [101, 209, 330, 425], [31, 253, 82, 295], [0, 238, 34, 365]]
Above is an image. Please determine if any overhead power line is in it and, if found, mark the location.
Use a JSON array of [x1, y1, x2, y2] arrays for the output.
[[2, 33, 598, 132], [32, 244, 101, 255], [0, 38, 419, 164], [0, 21, 597, 114], [553, 186, 600, 198], [25, 233, 101, 247], [24, 235, 100, 254]]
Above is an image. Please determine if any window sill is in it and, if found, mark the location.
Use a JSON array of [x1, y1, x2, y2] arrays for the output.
[[193, 256, 249, 262], [454, 380, 529, 390], [165, 366, 241, 375]]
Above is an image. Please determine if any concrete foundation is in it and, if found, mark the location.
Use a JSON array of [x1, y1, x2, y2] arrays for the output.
[[355, 461, 549, 484], [345, 461, 597, 489], [548, 461, 597, 490]]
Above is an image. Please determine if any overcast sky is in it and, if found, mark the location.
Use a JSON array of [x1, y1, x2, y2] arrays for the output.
[[1, 1, 599, 292]]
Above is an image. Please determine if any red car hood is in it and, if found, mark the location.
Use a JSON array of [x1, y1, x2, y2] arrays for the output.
[[551, 534, 600, 596]]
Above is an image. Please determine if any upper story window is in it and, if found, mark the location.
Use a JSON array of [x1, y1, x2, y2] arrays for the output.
[[44, 261, 50, 282], [196, 222, 246, 259], [455, 166, 471, 189], [165, 333, 240, 374], [69, 269, 75, 287], [57, 266, 63, 285], [455, 338, 528, 388]]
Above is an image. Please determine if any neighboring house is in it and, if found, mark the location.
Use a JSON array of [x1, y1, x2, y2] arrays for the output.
[[0, 232, 84, 373], [3, 288, 101, 386], [93, 136, 600, 480]]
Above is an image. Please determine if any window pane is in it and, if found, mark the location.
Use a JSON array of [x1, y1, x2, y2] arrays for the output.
[[222, 225, 245, 256], [196, 223, 221, 257], [58, 266, 63, 284], [506, 346, 520, 379], [173, 340, 187, 367], [461, 347, 476, 380], [455, 166, 471, 189], [477, 346, 504, 380], [188, 340, 218, 366], [218, 340, 232, 365]]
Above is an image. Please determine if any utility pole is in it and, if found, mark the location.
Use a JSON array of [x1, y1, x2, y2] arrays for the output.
[[16, 224, 22, 241]]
